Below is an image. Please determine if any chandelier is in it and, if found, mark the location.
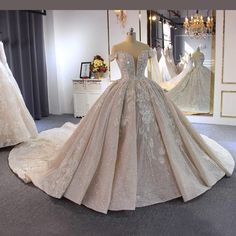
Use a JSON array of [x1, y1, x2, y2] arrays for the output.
[[183, 10, 214, 39], [114, 10, 128, 28]]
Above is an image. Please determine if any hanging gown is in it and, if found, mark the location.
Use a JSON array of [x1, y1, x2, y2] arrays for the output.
[[159, 48, 177, 82], [8, 48, 234, 214], [159, 55, 194, 91], [167, 48, 212, 114], [0, 41, 38, 148], [156, 46, 162, 61], [176, 55, 185, 74], [176, 53, 191, 74], [166, 46, 178, 75]]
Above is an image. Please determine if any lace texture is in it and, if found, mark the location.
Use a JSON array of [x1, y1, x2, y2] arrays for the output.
[[167, 49, 212, 114], [9, 48, 235, 214], [0, 42, 38, 148], [159, 48, 177, 82]]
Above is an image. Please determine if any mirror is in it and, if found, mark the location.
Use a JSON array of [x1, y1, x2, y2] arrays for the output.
[[147, 10, 216, 116]]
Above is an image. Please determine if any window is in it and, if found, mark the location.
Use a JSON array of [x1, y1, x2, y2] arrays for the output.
[[163, 22, 171, 48], [147, 10, 173, 49]]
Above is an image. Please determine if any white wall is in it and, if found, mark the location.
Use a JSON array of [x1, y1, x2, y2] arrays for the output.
[[44, 10, 109, 114], [44, 10, 236, 125], [223, 11, 236, 84], [43, 10, 61, 114], [44, 10, 146, 114], [188, 10, 236, 126]]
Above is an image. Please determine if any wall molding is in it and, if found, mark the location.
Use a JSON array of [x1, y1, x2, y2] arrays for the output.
[[220, 90, 236, 118], [221, 10, 236, 85]]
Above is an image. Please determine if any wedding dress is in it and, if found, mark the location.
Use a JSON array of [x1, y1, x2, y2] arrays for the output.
[[159, 47, 177, 82], [9, 48, 234, 214], [167, 48, 213, 114], [176, 53, 191, 74], [155, 46, 162, 61], [159, 55, 193, 91], [176, 56, 185, 74], [166, 46, 177, 74], [0, 42, 38, 148]]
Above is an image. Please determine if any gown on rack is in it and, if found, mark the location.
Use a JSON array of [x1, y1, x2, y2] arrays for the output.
[[0, 42, 38, 148], [159, 47, 177, 82], [159, 55, 193, 91], [166, 46, 177, 75], [176, 56, 185, 74], [167, 48, 213, 114], [9, 48, 235, 214]]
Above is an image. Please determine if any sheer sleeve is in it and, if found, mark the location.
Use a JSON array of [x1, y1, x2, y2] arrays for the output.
[[148, 48, 162, 84]]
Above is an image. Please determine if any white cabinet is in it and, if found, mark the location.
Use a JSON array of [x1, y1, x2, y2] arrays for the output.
[[73, 79, 110, 117], [73, 93, 87, 117]]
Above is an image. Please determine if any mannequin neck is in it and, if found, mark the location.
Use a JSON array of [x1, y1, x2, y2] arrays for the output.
[[125, 33, 137, 43]]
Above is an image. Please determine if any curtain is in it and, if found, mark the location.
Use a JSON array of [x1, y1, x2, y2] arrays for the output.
[[0, 10, 49, 120]]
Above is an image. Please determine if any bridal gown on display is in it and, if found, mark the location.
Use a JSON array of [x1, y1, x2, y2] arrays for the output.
[[159, 47, 177, 82], [167, 48, 213, 114], [159, 54, 193, 91], [166, 46, 177, 74], [176, 53, 191, 74], [176, 56, 185, 74], [9, 48, 234, 214], [0, 42, 38, 148]]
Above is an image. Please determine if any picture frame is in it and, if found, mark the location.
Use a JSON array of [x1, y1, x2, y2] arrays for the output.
[[80, 62, 91, 79]]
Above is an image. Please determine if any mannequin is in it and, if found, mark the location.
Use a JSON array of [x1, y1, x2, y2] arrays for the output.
[[111, 28, 149, 64], [192, 47, 200, 56], [7, 26, 234, 215]]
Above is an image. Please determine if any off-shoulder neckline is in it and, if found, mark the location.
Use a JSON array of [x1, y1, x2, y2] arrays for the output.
[[110, 48, 155, 76], [111, 48, 152, 59]]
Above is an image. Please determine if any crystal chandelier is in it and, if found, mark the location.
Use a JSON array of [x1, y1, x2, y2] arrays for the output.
[[114, 10, 128, 28], [183, 10, 214, 39]]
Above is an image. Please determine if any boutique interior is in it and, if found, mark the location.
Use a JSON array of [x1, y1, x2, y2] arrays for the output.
[[0, 10, 236, 236]]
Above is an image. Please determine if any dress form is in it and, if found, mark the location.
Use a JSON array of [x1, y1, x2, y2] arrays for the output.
[[8, 23, 235, 214], [111, 28, 149, 64], [193, 47, 201, 55], [192, 47, 204, 67]]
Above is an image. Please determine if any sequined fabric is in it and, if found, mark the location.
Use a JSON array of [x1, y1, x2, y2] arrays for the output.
[[9, 48, 235, 214], [167, 49, 212, 114], [0, 42, 38, 148]]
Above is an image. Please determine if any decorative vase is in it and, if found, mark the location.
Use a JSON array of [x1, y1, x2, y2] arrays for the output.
[[94, 72, 103, 80]]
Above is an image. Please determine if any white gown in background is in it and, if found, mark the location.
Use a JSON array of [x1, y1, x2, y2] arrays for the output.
[[176, 53, 191, 74], [159, 54, 193, 91], [166, 46, 177, 74], [159, 47, 177, 82], [155, 46, 162, 61], [9, 48, 234, 214], [176, 55, 185, 74], [167, 48, 212, 114], [0, 42, 38, 148]]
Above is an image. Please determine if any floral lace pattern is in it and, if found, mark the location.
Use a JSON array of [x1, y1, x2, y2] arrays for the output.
[[167, 49, 211, 114], [9, 48, 235, 214], [0, 42, 38, 148]]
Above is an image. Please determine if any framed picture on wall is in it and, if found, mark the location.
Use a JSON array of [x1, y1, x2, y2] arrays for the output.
[[80, 62, 91, 79]]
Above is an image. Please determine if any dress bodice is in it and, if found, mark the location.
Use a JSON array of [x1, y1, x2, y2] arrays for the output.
[[110, 48, 156, 79], [192, 50, 205, 67]]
